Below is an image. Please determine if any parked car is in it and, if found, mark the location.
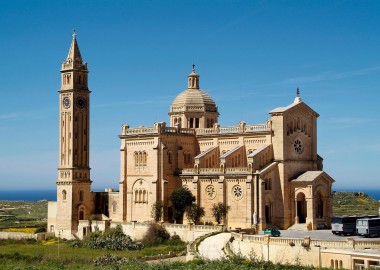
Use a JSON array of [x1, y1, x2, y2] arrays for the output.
[[264, 227, 281, 237]]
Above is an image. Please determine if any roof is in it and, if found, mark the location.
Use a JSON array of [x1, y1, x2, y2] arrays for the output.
[[171, 88, 217, 111], [269, 98, 319, 117], [292, 171, 334, 183], [195, 146, 218, 159], [247, 144, 270, 158], [66, 32, 82, 63], [220, 146, 242, 158]]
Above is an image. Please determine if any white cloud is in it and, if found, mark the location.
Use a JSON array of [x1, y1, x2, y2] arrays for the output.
[[281, 66, 380, 85]]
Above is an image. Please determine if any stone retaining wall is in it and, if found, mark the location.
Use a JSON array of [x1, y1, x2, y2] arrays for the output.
[[112, 222, 222, 242], [0, 232, 55, 241]]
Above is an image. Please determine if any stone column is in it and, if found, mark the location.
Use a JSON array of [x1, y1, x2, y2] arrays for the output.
[[294, 199, 299, 224]]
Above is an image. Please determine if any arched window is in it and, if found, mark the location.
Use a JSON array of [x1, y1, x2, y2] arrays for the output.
[[134, 152, 138, 166], [62, 190, 67, 201], [143, 190, 147, 203], [79, 209, 84, 220], [139, 190, 142, 203], [143, 152, 147, 166], [139, 152, 143, 166], [79, 190, 84, 201], [195, 118, 199, 128]]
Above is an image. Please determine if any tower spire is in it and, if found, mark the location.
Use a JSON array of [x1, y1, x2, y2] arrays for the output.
[[66, 30, 83, 65]]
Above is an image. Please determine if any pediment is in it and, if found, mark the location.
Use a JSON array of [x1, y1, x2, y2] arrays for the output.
[[269, 100, 319, 118]]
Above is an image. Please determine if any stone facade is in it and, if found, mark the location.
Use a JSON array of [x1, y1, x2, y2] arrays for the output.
[[48, 34, 334, 239]]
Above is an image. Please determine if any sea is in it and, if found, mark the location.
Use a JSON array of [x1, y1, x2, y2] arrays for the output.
[[0, 188, 380, 201]]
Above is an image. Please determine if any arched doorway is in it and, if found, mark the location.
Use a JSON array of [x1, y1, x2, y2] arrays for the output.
[[315, 191, 324, 219], [296, 193, 307, 223]]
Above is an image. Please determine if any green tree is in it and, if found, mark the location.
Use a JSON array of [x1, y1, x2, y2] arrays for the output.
[[151, 201, 165, 222], [211, 202, 231, 224], [170, 187, 195, 223], [185, 203, 205, 224]]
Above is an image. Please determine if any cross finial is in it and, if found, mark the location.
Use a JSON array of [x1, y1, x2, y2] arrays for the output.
[[192, 63, 195, 71], [73, 29, 76, 38], [296, 87, 300, 97]]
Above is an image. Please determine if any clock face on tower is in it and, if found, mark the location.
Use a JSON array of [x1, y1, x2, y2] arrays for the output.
[[76, 97, 86, 109], [63, 97, 71, 109]]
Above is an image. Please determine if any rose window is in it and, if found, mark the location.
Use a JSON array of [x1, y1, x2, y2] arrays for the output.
[[294, 139, 303, 154], [233, 185, 243, 200], [206, 185, 216, 200]]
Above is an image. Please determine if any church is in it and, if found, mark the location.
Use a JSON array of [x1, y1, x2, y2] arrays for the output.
[[48, 33, 334, 239]]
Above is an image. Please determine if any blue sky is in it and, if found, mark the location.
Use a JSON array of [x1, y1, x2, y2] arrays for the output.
[[0, 0, 379, 191]]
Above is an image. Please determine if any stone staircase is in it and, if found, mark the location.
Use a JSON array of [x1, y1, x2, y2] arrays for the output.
[[287, 223, 308, 231]]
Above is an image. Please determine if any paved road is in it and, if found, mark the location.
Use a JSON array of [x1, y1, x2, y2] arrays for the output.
[[258, 229, 379, 241], [198, 232, 231, 260]]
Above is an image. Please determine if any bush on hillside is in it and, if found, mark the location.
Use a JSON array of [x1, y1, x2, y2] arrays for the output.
[[93, 253, 127, 267], [141, 223, 170, 246], [74, 225, 142, 251], [34, 223, 47, 233]]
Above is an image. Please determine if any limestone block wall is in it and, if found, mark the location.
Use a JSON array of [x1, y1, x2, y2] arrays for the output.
[[113, 222, 221, 242], [229, 233, 380, 269], [225, 179, 252, 228]]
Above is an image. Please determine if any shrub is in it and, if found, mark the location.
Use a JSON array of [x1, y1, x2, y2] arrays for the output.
[[141, 223, 170, 246], [82, 225, 143, 251], [93, 253, 127, 267], [165, 234, 185, 246], [211, 203, 231, 224], [34, 223, 47, 233], [185, 203, 205, 224]]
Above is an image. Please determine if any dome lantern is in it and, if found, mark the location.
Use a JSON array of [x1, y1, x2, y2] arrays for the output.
[[169, 66, 219, 129]]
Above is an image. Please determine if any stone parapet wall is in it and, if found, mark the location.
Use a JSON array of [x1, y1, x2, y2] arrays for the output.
[[112, 222, 222, 242], [230, 233, 380, 269], [0, 232, 55, 241], [233, 232, 380, 250]]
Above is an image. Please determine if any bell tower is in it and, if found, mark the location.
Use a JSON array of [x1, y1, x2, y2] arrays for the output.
[[56, 32, 93, 238]]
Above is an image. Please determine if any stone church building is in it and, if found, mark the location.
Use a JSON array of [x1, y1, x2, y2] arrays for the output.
[[48, 34, 334, 239]]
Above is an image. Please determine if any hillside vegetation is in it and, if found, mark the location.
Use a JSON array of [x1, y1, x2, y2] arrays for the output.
[[333, 191, 380, 217], [0, 200, 47, 231]]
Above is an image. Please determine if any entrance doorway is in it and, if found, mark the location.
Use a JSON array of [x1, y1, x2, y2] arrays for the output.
[[297, 193, 307, 223]]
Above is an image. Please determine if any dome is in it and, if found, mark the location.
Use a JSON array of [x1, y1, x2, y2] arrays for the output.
[[171, 88, 217, 112]]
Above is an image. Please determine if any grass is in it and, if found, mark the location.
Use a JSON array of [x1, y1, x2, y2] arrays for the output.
[[0, 250, 330, 270], [0, 237, 332, 270], [0, 238, 186, 269]]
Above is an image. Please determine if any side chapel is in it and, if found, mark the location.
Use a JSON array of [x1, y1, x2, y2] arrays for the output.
[[48, 33, 334, 239]]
